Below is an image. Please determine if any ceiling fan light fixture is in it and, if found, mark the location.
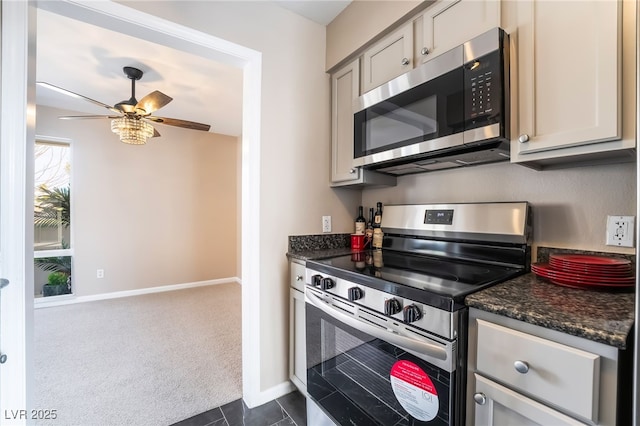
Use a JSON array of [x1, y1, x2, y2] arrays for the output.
[[111, 117, 154, 145]]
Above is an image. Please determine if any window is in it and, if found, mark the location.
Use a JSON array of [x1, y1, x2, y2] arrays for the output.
[[34, 137, 73, 297]]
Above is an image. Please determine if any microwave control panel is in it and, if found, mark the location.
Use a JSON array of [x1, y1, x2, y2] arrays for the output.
[[464, 50, 503, 129]]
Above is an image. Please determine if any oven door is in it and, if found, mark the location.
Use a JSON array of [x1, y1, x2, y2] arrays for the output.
[[305, 288, 458, 426], [353, 45, 464, 168]]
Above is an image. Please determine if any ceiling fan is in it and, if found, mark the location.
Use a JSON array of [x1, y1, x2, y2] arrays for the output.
[[37, 66, 211, 145]]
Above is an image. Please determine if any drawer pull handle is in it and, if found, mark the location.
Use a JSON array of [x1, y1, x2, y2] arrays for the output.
[[518, 134, 530, 143], [473, 392, 486, 405], [295, 275, 303, 281], [514, 360, 529, 374]]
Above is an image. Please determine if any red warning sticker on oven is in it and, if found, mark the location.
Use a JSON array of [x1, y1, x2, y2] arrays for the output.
[[390, 360, 439, 421]]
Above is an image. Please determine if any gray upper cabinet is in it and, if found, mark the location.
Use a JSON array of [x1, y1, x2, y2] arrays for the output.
[[330, 58, 396, 188], [331, 59, 360, 184], [417, 0, 501, 65], [361, 23, 414, 93], [509, 0, 635, 168]]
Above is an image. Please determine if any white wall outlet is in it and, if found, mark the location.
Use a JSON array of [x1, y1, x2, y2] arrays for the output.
[[97, 269, 104, 279], [322, 215, 332, 233], [606, 215, 635, 247]]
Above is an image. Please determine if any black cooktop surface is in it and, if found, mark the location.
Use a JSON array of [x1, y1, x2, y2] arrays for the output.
[[307, 249, 524, 310]]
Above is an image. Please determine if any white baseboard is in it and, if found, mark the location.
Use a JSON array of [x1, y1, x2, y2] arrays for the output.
[[243, 381, 297, 409], [34, 277, 242, 309]]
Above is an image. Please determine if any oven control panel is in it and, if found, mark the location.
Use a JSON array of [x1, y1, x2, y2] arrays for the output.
[[305, 268, 458, 340]]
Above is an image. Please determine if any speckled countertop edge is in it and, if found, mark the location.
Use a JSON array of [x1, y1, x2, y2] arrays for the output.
[[286, 233, 354, 262], [287, 248, 357, 262]]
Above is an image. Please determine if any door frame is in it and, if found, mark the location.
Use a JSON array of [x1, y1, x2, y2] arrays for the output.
[[1, 2, 36, 419], [1, 0, 265, 417]]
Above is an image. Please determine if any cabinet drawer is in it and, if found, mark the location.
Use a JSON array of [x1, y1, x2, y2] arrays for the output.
[[476, 319, 600, 422], [473, 374, 587, 425], [289, 260, 306, 292]]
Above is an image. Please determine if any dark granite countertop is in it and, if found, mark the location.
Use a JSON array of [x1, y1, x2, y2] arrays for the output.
[[465, 273, 635, 349]]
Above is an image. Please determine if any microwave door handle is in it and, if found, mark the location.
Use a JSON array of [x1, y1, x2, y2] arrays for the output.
[[305, 291, 448, 361]]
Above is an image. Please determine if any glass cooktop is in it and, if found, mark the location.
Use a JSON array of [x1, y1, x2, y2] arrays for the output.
[[307, 249, 524, 309]]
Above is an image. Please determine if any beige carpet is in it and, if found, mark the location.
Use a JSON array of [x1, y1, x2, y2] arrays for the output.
[[34, 283, 242, 426]]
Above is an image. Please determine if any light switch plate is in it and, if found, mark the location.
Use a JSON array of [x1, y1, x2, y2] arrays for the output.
[[606, 215, 635, 247]]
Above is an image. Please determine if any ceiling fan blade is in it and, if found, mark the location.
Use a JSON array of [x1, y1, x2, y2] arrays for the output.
[[58, 115, 121, 120], [135, 91, 173, 115], [152, 128, 161, 138], [37, 82, 122, 115], [146, 116, 211, 132]]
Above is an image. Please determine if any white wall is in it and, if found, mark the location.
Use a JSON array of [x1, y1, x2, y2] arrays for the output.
[[118, 0, 359, 395], [36, 105, 240, 296]]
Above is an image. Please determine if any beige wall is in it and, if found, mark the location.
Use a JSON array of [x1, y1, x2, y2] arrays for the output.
[[36, 105, 239, 296], [363, 162, 637, 257]]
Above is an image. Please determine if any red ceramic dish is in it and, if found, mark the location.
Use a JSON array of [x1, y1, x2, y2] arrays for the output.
[[547, 260, 632, 277], [532, 263, 635, 285], [549, 254, 631, 266]]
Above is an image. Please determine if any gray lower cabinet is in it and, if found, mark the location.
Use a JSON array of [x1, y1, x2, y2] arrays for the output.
[[289, 259, 307, 395], [467, 308, 624, 426]]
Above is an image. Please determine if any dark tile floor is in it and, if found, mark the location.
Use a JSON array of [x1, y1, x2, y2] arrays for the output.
[[172, 390, 306, 426]]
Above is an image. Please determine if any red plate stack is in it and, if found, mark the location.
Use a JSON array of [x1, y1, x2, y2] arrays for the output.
[[531, 254, 635, 290]]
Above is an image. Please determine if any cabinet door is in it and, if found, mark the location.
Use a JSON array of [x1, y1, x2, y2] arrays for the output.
[[419, 0, 500, 65], [362, 23, 413, 93], [290, 260, 305, 292], [473, 374, 587, 426], [289, 287, 307, 394], [331, 59, 360, 184], [511, 0, 621, 161]]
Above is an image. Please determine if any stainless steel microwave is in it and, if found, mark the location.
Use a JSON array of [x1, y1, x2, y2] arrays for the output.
[[353, 28, 510, 175]]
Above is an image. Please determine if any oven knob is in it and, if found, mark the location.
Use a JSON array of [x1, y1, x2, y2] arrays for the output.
[[384, 298, 402, 316], [403, 305, 423, 323], [321, 277, 335, 290], [348, 287, 364, 301], [311, 274, 322, 287]]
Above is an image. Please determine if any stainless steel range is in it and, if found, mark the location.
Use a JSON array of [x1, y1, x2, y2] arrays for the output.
[[304, 202, 531, 426]]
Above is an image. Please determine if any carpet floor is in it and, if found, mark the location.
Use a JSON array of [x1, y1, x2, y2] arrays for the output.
[[33, 283, 242, 426]]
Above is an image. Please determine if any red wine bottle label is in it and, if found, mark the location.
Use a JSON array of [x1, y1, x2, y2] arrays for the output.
[[355, 222, 366, 234]]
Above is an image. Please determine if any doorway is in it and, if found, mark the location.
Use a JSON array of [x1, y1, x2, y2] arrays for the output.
[[1, 0, 263, 418]]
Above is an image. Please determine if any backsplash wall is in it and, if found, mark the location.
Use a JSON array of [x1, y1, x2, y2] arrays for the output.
[[362, 161, 636, 256]]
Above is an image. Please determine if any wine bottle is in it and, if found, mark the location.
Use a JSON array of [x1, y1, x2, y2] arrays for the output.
[[365, 207, 374, 240], [372, 202, 384, 249], [355, 206, 366, 235], [373, 202, 383, 228]]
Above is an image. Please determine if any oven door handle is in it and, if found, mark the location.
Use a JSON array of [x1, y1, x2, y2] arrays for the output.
[[306, 291, 448, 361]]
